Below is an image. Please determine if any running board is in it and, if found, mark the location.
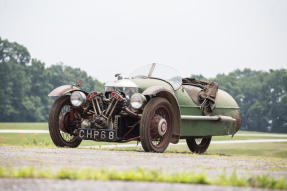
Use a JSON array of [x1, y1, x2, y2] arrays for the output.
[[181, 115, 236, 122]]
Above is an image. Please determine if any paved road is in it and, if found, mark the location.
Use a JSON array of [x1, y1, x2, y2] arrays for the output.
[[0, 146, 286, 191], [0, 146, 286, 179], [0, 178, 281, 191]]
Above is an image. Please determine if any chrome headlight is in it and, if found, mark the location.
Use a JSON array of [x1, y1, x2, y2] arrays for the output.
[[130, 93, 146, 110], [70, 91, 86, 107]]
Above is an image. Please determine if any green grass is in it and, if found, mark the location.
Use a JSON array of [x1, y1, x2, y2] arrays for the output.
[[0, 122, 286, 159], [237, 130, 287, 135], [208, 142, 287, 158], [0, 133, 138, 147], [0, 122, 278, 134], [0, 123, 138, 147], [0, 133, 53, 147], [103, 142, 287, 159], [212, 136, 286, 141], [168, 142, 287, 159], [0, 166, 286, 189], [0, 132, 285, 147], [0, 122, 48, 130]]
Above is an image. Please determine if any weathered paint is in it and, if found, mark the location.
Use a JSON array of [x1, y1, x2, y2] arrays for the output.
[[180, 120, 238, 136], [128, 78, 240, 137], [48, 85, 80, 97], [175, 87, 240, 137]]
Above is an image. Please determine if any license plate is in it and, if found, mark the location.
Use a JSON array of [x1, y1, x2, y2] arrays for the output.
[[78, 128, 117, 141]]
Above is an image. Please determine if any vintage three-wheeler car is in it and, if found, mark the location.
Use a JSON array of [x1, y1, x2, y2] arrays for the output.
[[48, 63, 241, 153]]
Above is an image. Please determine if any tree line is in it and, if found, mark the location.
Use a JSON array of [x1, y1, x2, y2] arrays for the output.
[[0, 37, 103, 122], [0, 37, 286, 132], [191, 68, 287, 133]]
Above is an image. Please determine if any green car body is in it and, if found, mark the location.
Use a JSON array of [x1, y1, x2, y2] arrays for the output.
[[126, 78, 241, 137]]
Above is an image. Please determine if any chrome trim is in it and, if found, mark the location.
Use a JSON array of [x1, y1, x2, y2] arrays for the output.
[[181, 115, 236, 122]]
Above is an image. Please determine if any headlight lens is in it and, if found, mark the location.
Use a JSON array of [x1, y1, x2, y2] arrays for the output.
[[130, 93, 146, 110], [70, 91, 86, 107]]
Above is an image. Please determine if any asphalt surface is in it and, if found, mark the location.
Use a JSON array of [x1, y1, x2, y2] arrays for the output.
[[1, 146, 287, 179], [1, 178, 283, 191], [1, 146, 287, 191]]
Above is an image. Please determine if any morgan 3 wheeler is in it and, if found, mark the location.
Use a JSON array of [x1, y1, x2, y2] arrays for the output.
[[48, 63, 241, 153]]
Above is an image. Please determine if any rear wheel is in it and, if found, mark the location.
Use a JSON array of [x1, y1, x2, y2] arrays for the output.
[[140, 97, 173, 153], [48, 95, 82, 147], [186, 136, 212, 154]]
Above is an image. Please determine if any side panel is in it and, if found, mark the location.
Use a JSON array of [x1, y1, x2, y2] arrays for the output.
[[180, 114, 239, 136], [175, 86, 241, 137]]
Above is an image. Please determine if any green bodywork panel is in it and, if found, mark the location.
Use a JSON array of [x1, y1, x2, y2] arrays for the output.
[[130, 78, 241, 137], [176, 87, 240, 137]]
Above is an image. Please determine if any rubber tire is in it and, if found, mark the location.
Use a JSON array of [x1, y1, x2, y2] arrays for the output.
[[48, 95, 82, 148], [186, 137, 212, 154], [140, 97, 173, 153]]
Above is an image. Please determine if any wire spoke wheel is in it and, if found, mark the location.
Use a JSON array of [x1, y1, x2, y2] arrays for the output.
[[58, 105, 76, 142], [140, 97, 173, 153], [186, 136, 212, 154], [49, 96, 82, 148]]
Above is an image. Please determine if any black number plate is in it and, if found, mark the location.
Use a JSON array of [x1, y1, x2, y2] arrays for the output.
[[78, 128, 117, 141]]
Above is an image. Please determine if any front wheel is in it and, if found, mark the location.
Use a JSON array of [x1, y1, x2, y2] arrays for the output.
[[48, 95, 82, 148], [140, 97, 173, 153], [186, 136, 212, 154]]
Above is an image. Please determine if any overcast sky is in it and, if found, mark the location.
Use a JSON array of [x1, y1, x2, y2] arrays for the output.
[[0, 0, 286, 82]]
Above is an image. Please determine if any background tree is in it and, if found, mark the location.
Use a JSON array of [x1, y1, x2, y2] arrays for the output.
[[0, 37, 31, 121], [0, 37, 103, 122], [202, 68, 287, 132]]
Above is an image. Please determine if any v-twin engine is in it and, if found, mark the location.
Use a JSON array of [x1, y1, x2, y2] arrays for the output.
[[83, 91, 124, 129]]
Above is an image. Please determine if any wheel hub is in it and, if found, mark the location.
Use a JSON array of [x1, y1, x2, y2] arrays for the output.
[[158, 118, 167, 136], [151, 115, 168, 137]]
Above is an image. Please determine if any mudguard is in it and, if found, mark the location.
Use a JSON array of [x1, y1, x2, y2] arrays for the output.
[[143, 86, 181, 144], [48, 85, 80, 97]]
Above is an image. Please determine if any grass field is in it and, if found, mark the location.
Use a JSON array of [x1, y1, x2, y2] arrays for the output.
[[0, 122, 48, 130], [169, 142, 287, 158], [0, 122, 287, 159], [102, 142, 287, 159]]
